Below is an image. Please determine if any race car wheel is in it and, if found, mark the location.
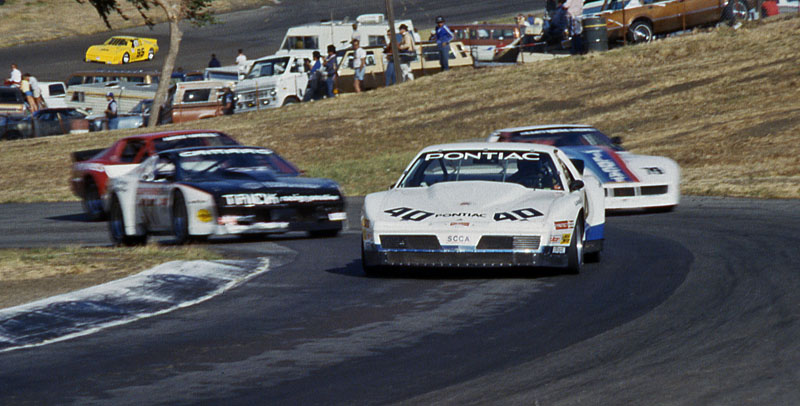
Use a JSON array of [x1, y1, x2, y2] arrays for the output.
[[628, 20, 653, 44], [147, 49, 154, 60], [83, 179, 106, 221], [566, 220, 584, 274], [361, 243, 385, 277], [171, 192, 191, 245], [108, 195, 147, 246], [122, 52, 130, 64]]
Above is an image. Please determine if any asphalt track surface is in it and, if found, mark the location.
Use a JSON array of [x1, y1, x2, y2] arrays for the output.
[[0, 196, 798, 405], [0, 0, 543, 83]]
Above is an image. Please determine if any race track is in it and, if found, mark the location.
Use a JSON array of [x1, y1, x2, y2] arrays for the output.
[[0, 196, 798, 405]]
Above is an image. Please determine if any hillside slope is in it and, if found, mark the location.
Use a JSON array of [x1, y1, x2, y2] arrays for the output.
[[1, 16, 798, 202]]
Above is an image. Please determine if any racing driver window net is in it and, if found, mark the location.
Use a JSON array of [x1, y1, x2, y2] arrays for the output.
[[400, 150, 563, 190]]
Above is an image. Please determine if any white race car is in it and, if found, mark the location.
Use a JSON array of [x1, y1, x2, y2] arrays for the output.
[[487, 125, 681, 211], [361, 142, 605, 274]]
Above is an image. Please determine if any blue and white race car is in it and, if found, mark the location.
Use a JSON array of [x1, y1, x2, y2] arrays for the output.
[[361, 142, 605, 274], [488, 125, 680, 211]]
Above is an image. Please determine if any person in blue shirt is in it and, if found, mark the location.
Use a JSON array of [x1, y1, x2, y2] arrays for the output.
[[433, 16, 454, 71]]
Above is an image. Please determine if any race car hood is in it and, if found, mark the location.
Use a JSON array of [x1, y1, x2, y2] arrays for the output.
[[182, 170, 343, 206], [367, 181, 561, 227], [561, 146, 678, 184]]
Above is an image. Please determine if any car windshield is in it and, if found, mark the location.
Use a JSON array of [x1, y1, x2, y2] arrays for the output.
[[106, 38, 130, 46], [400, 149, 563, 190], [502, 128, 623, 151], [246, 57, 290, 79], [153, 132, 239, 152], [0, 88, 24, 103], [177, 149, 300, 180], [281, 36, 319, 51]]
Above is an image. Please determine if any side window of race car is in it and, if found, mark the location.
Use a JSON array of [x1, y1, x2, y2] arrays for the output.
[[119, 140, 146, 163], [154, 156, 176, 181]]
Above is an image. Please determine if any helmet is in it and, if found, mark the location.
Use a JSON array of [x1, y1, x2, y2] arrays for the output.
[[435, 16, 445, 23]]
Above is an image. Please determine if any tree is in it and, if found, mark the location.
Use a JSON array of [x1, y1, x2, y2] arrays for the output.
[[77, 0, 214, 128]]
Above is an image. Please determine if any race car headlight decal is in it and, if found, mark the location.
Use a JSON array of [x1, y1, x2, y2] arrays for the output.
[[197, 209, 213, 223]]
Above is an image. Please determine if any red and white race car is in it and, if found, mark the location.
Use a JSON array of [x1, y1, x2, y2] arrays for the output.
[[70, 130, 240, 220]]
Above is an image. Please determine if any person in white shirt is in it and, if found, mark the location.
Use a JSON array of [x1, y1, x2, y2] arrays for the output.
[[235, 49, 248, 73], [8, 64, 21, 87], [352, 39, 366, 93], [351, 23, 362, 45]]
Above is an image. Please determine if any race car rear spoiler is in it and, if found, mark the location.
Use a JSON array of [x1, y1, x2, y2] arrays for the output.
[[71, 148, 105, 163]]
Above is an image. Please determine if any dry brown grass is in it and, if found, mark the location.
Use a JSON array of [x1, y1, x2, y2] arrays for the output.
[[0, 245, 222, 308], [1, 15, 799, 201], [0, 0, 269, 48]]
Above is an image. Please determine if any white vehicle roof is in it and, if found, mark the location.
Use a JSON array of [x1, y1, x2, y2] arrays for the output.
[[491, 124, 595, 133], [417, 141, 562, 155]]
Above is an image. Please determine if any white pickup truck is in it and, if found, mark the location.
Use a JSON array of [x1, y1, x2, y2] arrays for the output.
[[234, 54, 308, 112]]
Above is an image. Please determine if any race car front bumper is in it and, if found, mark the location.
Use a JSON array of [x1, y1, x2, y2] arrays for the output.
[[362, 245, 569, 268]]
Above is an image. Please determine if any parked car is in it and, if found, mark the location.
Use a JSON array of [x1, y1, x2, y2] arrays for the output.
[[106, 146, 347, 245], [66, 69, 160, 87], [0, 85, 28, 117], [487, 124, 681, 211], [360, 142, 605, 275], [235, 55, 308, 111], [70, 130, 241, 220], [88, 99, 152, 131], [450, 24, 521, 61], [582, 0, 745, 43], [1, 107, 89, 140], [85, 36, 159, 64], [161, 81, 232, 124], [336, 41, 473, 93]]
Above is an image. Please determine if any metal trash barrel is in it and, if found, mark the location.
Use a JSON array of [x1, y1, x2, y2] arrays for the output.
[[583, 17, 608, 52]]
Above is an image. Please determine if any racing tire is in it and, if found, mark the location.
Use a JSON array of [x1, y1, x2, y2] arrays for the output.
[[147, 49, 154, 60], [171, 191, 191, 245], [627, 20, 654, 44], [122, 52, 130, 64], [108, 195, 147, 246], [308, 229, 340, 238], [566, 220, 584, 274], [82, 179, 106, 221], [361, 243, 385, 277]]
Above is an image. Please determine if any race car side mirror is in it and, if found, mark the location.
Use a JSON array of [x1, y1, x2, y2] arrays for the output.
[[570, 159, 585, 174], [569, 179, 584, 191], [611, 136, 623, 145]]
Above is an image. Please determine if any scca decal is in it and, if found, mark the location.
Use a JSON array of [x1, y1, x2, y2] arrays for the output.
[[384, 207, 434, 221], [493, 208, 543, 221]]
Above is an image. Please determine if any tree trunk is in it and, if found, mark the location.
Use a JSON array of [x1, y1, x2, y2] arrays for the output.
[[148, 3, 183, 128]]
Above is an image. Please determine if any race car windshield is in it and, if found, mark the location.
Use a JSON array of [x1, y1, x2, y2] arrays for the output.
[[153, 133, 239, 152], [507, 128, 623, 151], [400, 150, 563, 190], [178, 151, 300, 180]]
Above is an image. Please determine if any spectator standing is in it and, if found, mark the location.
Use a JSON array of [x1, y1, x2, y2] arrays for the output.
[[565, 0, 585, 54], [104, 92, 118, 130], [434, 16, 454, 71], [352, 39, 366, 93], [20, 74, 37, 112], [398, 24, 416, 82], [412, 28, 422, 43], [8, 64, 21, 87], [208, 54, 221, 68], [324, 44, 338, 98], [304, 51, 324, 101], [351, 23, 362, 45], [384, 29, 402, 86], [222, 87, 235, 115], [235, 49, 248, 73], [26, 73, 43, 110]]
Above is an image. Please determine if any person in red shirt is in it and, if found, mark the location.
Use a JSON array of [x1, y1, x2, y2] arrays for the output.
[[761, 0, 779, 17]]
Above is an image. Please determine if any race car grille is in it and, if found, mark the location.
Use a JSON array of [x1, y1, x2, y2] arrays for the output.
[[383, 252, 538, 267], [641, 185, 668, 195], [476, 236, 541, 250], [611, 187, 635, 197], [380, 235, 441, 250]]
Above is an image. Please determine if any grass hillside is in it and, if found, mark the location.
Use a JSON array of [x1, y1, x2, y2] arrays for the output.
[[1, 15, 799, 202]]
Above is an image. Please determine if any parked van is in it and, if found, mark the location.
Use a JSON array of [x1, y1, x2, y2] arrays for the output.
[[336, 41, 472, 93], [235, 54, 309, 111], [65, 69, 159, 87], [450, 24, 521, 61], [276, 13, 415, 59], [39, 81, 68, 108]]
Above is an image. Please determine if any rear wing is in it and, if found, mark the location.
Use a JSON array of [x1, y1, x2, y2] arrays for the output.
[[72, 148, 105, 163]]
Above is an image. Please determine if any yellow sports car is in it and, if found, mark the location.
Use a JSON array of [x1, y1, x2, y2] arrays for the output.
[[85, 36, 159, 64]]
